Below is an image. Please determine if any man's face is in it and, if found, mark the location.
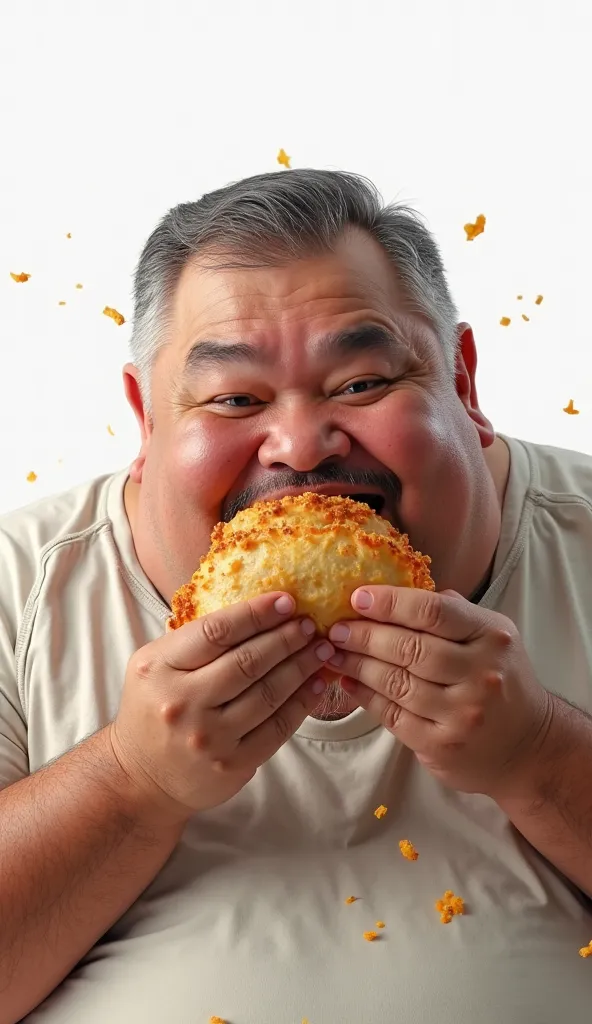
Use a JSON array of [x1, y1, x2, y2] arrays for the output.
[[125, 230, 499, 611]]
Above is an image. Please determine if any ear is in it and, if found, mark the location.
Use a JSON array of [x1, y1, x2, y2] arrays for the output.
[[123, 363, 152, 483], [454, 324, 495, 449]]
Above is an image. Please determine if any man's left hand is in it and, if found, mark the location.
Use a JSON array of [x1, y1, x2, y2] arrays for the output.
[[328, 586, 552, 796]]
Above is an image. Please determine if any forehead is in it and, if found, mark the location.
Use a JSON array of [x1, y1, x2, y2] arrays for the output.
[[168, 230, 435, 362]]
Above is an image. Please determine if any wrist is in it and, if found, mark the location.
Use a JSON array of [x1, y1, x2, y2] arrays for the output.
[[487, 693, 558, 810]]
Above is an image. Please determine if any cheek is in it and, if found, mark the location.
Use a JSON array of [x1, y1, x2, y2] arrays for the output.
[[161, 418, 259, 512]]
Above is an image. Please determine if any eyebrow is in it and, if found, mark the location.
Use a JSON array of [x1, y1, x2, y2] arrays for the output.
[[182, 323, 402, 375]]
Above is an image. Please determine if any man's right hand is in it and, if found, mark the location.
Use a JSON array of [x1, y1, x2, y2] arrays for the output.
[[108, 593, 334, 825]]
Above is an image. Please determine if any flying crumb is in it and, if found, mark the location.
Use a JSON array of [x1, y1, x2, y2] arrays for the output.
[[500, 317, 511, 327], [399, 839, 419, 861], [26, 471, 37, 483], [344, 896, 358, 904], [66, 232, 72, 239], [579, 940, 592, 958], [563, 399, 580, 415], [517, 294, 523, 300], [103, 306, 125, 326], [535, 294, 544, 305], [375, 921, 386, 929], [374, 804, 388, 819], [435, 890, 465, 924], [58, 301, 66, 306], [363, 930, 379, 942], [75, 283, 83, 289], [463, 214, 486, 241], [277, 148, 291, 168], [522, 314, 529, 321], [107, 424, 115, 436], [10, 272, 31, 283]]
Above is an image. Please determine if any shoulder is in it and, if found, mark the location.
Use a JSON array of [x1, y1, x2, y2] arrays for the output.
[[513, 436, 592, 510]]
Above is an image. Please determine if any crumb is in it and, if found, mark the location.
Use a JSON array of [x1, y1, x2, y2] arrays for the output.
[[344, 895, 358, 904], [563, 399, 580, 415], [374, 804, 388, 819], [301, 1019, 311, 1023], [579, 940, 592, 958], [209, 1017, 226, 1023], [66, 232, 72, 238], [435, 889, 465, 924], [103, 306, 125, 326], [517, 294, 523, 300], [10, 272, 31, 283], [398, 838, 419, 861], [277, 148, 291, 168], [26, 471, 37, 483], [522, 314, 529, 321], [463, 214, 486, 241], [75, 283, 83, 289], [58, 301, 66, 306], [363, 930, 379, 941], [375, 920, 386, 928], [107, 424, 115, 436], [535, 294, 544, 305], [500, 317, 511, 326]]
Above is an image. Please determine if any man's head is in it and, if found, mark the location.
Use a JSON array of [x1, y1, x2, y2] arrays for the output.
[[124, 169, 502, 624]]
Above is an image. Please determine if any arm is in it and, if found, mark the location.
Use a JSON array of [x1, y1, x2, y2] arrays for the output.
[[492, 694, 592, 897], [0, 727, 186, 1024]]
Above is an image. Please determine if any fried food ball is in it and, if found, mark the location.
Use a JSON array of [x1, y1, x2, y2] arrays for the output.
[[168, 492, 434, 635]]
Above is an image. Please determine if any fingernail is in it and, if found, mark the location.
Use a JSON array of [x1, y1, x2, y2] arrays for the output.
[[329, 651, 344, 667], [352, 589, 373, 610], [274, 595, 294, 614], [301, 618, 316, 636], [315, 641, 334, 661], [329, 623, 350, 642], [310, 677, 327, 694]]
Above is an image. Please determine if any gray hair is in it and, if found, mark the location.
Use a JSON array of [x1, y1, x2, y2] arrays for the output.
[[130, 169, 460, 409]]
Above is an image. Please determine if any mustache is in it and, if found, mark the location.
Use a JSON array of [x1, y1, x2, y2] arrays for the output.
[[221, 465, 401, 522]]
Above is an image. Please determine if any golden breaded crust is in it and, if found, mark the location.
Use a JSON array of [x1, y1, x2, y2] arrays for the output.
[[168, 492, 434, 634]]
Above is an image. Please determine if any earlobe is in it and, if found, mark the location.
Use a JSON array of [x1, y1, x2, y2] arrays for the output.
[[455, 323, 495, 448]]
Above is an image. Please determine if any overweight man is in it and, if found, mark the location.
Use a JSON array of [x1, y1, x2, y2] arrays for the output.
[[1, 168, 591, 1023]]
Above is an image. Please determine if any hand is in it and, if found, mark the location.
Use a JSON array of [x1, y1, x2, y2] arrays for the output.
[[109, 593, 334, 824], [327, 586, 551, 796]]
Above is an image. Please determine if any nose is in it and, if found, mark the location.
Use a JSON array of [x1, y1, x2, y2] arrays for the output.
[[258, 405, 351, 471]]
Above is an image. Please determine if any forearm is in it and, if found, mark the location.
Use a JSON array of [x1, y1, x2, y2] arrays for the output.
[[0, 727, 186, 1024], [493, 694, 592, 896]]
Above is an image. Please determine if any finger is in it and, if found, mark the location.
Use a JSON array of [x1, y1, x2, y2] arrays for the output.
[[330, 650, 451, 722], [217, 675, 329, 772], [162, 592, 299, 672], [219, 638, 336, 736], [328, 620, 472, 686], [339, 676, 442, 751], [349, 586, 490, 643]]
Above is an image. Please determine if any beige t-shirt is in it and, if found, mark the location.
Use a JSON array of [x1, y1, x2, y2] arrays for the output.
[[1, 434, 591, 1023]]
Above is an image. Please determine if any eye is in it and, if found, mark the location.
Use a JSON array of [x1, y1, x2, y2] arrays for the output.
[[336, 377, 393, 397], [210, 394, 266, 410]]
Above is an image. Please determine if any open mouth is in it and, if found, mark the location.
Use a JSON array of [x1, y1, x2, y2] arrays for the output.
[[345, 493, 385, 516]]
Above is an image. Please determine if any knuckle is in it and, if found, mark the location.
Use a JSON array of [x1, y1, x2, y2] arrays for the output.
[[417, 592, 443, 631], [383, 702, 402, 731], [395, 631, 424, 668], [259, 675, 278, 710], [246, 599, 268, 634], [464, 705, 485, 729], [202, 613, 232, 647], [382, 665, 412, 702], [130, 649, 159, 681], [491, 626, 515, 650], [233, 642, 264, 680], [357, 623, 374, 652], [272, 710, 292, 744]]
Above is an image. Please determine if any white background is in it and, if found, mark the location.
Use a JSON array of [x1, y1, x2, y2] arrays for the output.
[[1, 0, 591, 515]]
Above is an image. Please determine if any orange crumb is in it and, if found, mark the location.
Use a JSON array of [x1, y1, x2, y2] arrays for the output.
[[107, 424, 115, 436], [522, 314, 529, 321], [26, 471, 37, 483], [374, 804, 388, 819], [209, 1017, 226, 1023], [103, 305, 125, 326], [435, 889, 464, 924], [399, 838, 419, 861], [363, 930, 379, 941], [464, 214, 486, 241], [563, 399, 580, 415], [517, 294, 523, 300], [66, 232, 72, 238], [75, 283, 83, 289], [579, 940, 592, 958], [58, 301, 66, 306], [500, 317, 511, 327], [535, 294, 544, 305], [344, 896, 358, 904], [375, 921, 386, 928], [10, 271, 30, 283], [277, 148, 291, 168]]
